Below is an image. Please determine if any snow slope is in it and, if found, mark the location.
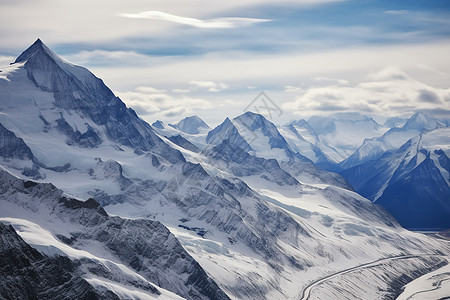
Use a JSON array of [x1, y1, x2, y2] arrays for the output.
[[0, 168, 226, 300]]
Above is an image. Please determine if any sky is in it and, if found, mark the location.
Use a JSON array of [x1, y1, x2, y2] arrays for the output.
[[1, 0, 450, 126]]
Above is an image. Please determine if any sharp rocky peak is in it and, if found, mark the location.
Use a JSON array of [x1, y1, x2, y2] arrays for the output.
[[6, 39, 186, 164], [15, 38, 61, 64]]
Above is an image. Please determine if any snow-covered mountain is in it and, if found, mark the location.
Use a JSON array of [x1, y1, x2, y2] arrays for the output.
[[340, 112, 447, 169], [206, 117, 253, 152], [169, 115, 210, 134], [0, 168, 226, 299], [0, 221, 110, 300], [384, 116, 408, 128], [1, 39, 449, 300], [278, 122, 337, 170], [341, 127, 450, 229], [288, 113, 388, 164]]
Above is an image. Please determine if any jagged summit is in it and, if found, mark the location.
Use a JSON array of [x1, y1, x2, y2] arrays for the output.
[[234, 111, 293, 152], [152, 120, 165, 129], [206, 116, 253, 152], [14, 38, 74, 71], [15, 38, 49, 63], [1, 39, 186, 163]]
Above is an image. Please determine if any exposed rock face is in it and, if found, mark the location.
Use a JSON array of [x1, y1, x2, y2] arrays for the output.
[[0, 222, 109, 300], [1, 39, 449, 300], [56, 115, 102, 148], [168, 134, 201, 153], [0, 123, 34, 160], [0, 169, 230, 300], [0, 122, 42, 179], [206, 117, 253, 152], [341, 129, 450, 229], [206, 140, 299, 186], [15, 38, 185, 163]]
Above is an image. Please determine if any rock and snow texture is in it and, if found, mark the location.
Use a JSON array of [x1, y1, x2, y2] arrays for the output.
[[1, 38, 185, 165], [1, 39, 450, 300], [341, 127, 450, 229], [303, 255, 447, 300], [0, 221, 110, 300], [286, 113, 388, 165], [340, 112, 447, 169], [170, 115, 210, 134], [0, 169, 228, 300], [206, 117, 253, 152], [397, 259, 450, 300]]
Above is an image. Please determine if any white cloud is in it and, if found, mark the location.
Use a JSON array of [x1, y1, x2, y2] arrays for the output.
[[417, 64, 447, 77], [87, 40, 450, 92], [285, 85, 303, 93], [121, 11, 271, 28], [172, 88, 191, 93], [312, 76, 349, 85], [190, 80, 229, 92], [384, 10, 409, 15], [65, 50, 149, 66], [282, 66, 450, 118], [0, 0, 346, 50], [367, 65, 409, 81], [135, 86, 166, 93], [115, 86, 213, 122], [0, 55, 15, 66]]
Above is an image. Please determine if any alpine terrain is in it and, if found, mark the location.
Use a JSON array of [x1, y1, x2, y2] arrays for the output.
[[0, 39, 449, 299]]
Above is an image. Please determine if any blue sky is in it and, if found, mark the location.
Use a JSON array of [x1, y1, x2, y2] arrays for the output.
[[1, 0, 449, 125]]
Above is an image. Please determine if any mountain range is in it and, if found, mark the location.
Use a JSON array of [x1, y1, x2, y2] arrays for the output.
[[0, 39, 449, 299]]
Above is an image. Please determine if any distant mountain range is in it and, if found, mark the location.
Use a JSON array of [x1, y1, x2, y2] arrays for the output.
[[0, 39, 449, 300]]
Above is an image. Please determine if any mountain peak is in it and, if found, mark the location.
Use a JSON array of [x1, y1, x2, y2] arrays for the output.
[[15, 38, 55, 63], [170, 115, 209, 134], [235, 111, 275, 132], [152, 120, 164, 129], [206, 117, 253, 152], [403, 112, 439, 131]]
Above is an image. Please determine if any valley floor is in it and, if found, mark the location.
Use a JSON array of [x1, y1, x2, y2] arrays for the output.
[[396, 259, 450, 300], [300, 254, 449, 300]]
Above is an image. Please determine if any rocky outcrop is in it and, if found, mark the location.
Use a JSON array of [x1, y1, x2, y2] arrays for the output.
[[0, 222, 110, 300]]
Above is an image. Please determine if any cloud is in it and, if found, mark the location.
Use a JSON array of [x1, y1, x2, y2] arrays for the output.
[[120, 11, 271, 29], [115, 86, 212, 122], [417, 89, 441, 104], [172, 88, 191, 93], [368, 66, 409, 81], [65, 50, 150, 67], [285, 85, 303, 93], [190, 80, 229, 92], [312, 76, 349, 85], [282, 67, 450, 118], [384, 10, 409, 15], [0, 55, 15, 66]]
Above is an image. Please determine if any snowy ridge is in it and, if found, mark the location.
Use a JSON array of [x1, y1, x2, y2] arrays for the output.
[[0, 169, 228, 300]]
